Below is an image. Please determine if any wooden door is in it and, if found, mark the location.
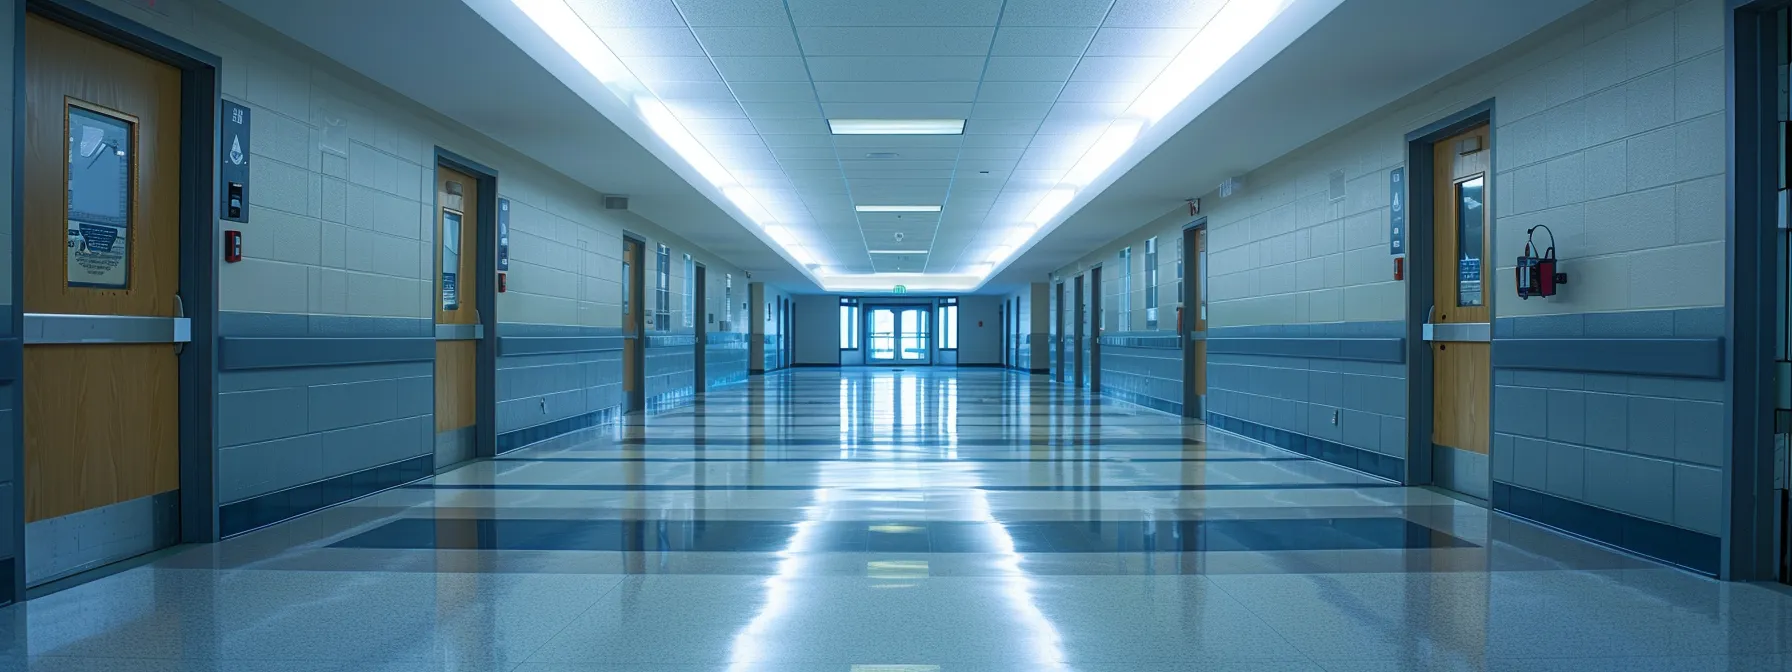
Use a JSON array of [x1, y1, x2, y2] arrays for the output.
[[434, 165, 479, 463], [1431, 125, 1493, 457], [1073, 275, 1085, 387], [622, 239, 644, 412], [23, 16, 182, 524], [1184, 226, 1207, 416]]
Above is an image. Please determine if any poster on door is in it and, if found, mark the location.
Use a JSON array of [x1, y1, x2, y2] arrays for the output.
[[1459, 255, 1482, 307], [68, 221, 129, 288], [441, 210, 461, 311], [66, 107, 133, 289]]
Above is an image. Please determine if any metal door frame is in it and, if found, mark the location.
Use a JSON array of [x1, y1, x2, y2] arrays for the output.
[[431, 149, 499, 467], [1402, 101, 1495, 498], [10, 0, 221, 602], [621, 233, 646, 412], [693, 262, 706, 394], [864, 304, 931, 366], [1182, 218, 1207, 418]]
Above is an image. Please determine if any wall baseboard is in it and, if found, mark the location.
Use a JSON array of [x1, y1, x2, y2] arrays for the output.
[[1492, 481, 1719, 576], [1207, 413, 1404, 482], [218, 454, 434, 538], [496, 407, 621, 454]]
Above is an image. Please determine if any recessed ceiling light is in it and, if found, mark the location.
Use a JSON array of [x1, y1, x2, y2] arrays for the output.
[[829, 119, 965, 135], [868, 249, 929, 254], [855, 205, 942, 213]]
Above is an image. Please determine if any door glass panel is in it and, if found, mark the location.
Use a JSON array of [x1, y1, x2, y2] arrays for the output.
[[869, 308, 896, 361], [66, 105, 133, 289], [900, 308, 928, 361], [441, 210, 461, 311], [1456, 176, 1485, 307]]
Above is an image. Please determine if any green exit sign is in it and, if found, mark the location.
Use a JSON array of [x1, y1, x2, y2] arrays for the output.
[[892, 285, 908, 294]]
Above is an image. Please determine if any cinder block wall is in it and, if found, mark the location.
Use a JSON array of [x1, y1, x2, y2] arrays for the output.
[[1051, 0, 1727, 572], [72, 0, 747, 535]]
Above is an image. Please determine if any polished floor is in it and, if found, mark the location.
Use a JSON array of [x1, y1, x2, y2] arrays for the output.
[[6, 368, 1792, 671]]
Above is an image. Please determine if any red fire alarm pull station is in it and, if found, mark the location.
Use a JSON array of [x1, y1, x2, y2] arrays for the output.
[[1393, 256, 1404, 281], [224, 230, 242, 263], [1516, 225, 1567, 299], [497, 271, 507, 293]]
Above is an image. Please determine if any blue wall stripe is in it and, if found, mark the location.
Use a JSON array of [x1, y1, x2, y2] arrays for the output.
[[497, 336, 623, 357], [1491, 338, 1724, 379], [219, 337, 434, 371], [1206, 337, 1405, 363]]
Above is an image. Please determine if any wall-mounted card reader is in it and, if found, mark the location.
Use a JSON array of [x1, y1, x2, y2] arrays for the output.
[[226, 182, 244, 220]]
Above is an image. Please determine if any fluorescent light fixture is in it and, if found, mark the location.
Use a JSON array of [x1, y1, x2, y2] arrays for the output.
[[723, 187, 774, 226], [638, 97, 734, 187], [868, 249, 930, 255], [761, 225, 797, 248], [829, 119, 965, 135], [986, 245, 1014, 263], [1063, 120, 1143, 187], [968, 263, 994, 276], [512, 0, 633, 86], [1130, 0, 1293, 123], [855, 205, 943, 213], [1026, 188, 1076, 226], [1004, 226, 1038, 249]]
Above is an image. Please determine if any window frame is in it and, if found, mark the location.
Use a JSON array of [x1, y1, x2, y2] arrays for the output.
[[1145, 236, 1159, 330], [654, 244, 671, 331], [682, 253, 694, 329], [939, 297, 959, 351], [839, 297, 861, 350], [1118, 247, 1131, 332]]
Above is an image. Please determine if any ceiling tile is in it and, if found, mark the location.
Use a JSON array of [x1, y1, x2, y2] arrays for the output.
[[679, 117, 759, 135], [672, 0, 791, 26], [989, 27, 1097, 56], [820, 102, 974, 120], [622, 56, 724, 82], [771, 147, 839, 161], [798, 27, 995, 57], [1056, 79, 1148, 103], [997, 0, 1114, 27], [761, 133, 836, 148], [753, 117, 830, 134], [666, 100, 747, 119], [960, 134, 1035, 148], [648, 81, 738, 100], [1102, 0, 1225, 28], [693, 134, 769, 149], [837, 147, 962, 161], [973, 81, 1064, 103], [708, 146, 781, 169], [969, 102, 1053, 120], [1083, 27, 1197, 56], [1035, 116, 1109, 135], [815, 81, 980, 103], [965, 118, 1042, 135], [565, 0, 687, 27], [780, 158, 842, 172], [1045, 101, 1129, 121], [1069, 56, 1170, 82], [741, 101, 823, 119], [595, 28, 706, 57], [982, 56, 1079, 81], [691, 27, 802, 57], [785, 0, 1004, 27], [728, 82, 819, 102], [711, 56, 811, 82], [806, 56, 987, 82]]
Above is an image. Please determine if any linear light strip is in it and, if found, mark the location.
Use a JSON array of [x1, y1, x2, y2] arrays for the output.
[[828, 119, 965, 135]]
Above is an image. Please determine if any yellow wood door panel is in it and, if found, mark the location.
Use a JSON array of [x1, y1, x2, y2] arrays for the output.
[[434, 165, 479, 431], [23, 16, 182, 522], [1431, 125, 1492, 455]]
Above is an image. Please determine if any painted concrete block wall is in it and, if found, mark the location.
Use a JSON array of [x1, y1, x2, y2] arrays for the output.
[[1047, 0, 1726, 566], [957, 296, 1002, 365], [793, 294, 841, 365], [79, 0, 747, 514]]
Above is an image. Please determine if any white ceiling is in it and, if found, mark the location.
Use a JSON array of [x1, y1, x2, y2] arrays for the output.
[[215, 0, 1588, 294]]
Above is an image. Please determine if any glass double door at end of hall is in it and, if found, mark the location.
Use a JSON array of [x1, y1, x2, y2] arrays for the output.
[[868, 307, 930, 364]]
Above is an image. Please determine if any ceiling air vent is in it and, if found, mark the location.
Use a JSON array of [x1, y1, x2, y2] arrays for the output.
[[865, 152, 900, 159], [604, 195, 630, 210]]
